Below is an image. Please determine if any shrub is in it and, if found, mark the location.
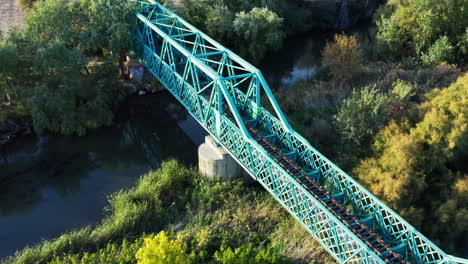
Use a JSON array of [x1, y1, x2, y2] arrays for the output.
[[135, 231, 193, 264], [387, 79, 415, 120], [47, 239, 142, 264], [213, 243, 290, 264], [354, 75, 467, 253], [322, 34, 363, 83], [334, 85, 388, 149], [375, 0, 467, 65], [421, 36, 454, 67], [205, 5, 234, 44], [233, 7, 285, 63], [375, 14, 409, 57]]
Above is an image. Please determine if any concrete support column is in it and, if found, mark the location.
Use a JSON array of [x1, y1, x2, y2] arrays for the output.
[[198, 136, 246, 181]]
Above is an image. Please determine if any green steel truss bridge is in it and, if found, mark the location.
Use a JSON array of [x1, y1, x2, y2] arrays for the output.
[[130, 1, 468, 263]]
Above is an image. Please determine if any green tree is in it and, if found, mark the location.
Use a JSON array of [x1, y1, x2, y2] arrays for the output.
[[31, 57, 118, 136], [0, 0, 139, 135], [421, 36, 454, 67], [0, 40, 20, 104], [78, 0, 137, 75], [205, 5, 235, 44], [335, 79, 415, 150], [136, 231, 193, 264], [178, 0, 212, 29], [222, 0, 312, 33], [0, 35, 122, 135], [26, 0, 137, 76], [25, 0, 81, 45], [435, 175, 468, 251], [334, 85, 388, 148], [322, 34, 363, 83], [233, 7, 285, 62], [354, 74, 467, 252], [375, 0, 468, 65]]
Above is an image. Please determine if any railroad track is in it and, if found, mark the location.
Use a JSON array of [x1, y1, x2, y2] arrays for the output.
[[221, 105, 406, 264]]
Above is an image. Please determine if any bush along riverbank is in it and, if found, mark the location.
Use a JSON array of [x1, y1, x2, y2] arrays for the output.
[[1, 160, 335, 264], [0, 0, 139, 139]]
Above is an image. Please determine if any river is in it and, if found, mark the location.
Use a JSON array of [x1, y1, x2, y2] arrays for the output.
[[0, 93, 207, 258], [0, 30, 331, 259]]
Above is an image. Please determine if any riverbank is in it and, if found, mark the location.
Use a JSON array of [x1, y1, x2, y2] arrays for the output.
[[0, 103, 32, 147], [1, 160, 335, 264], [0, 91, 206, 259], [0, 56, 158, 147]]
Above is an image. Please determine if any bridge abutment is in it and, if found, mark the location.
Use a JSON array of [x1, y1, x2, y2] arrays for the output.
[[198, 136, 251, 181]]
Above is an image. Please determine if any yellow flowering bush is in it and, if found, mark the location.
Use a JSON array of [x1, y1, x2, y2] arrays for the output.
[[136, 231, 193, 264]]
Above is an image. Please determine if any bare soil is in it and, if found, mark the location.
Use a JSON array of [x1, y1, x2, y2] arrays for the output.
[[0, 0, 25, 36]]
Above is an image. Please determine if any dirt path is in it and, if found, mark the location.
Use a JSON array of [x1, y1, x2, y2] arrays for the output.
[[0, 0, 25, 36]]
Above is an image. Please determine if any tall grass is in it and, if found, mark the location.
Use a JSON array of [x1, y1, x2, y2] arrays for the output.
[[2, 160, 197, 264], [2, 160, 334, 264]]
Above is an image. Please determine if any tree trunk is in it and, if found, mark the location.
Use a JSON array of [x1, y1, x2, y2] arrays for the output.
[[118, 50, 128, 79], [3, 78, 14, 104]]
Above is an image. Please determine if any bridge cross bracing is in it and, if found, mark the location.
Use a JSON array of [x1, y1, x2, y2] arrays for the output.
[[129, 1, 468, 263]]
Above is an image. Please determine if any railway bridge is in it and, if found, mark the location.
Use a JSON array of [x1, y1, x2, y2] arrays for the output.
[[130, 1, 468, 263]]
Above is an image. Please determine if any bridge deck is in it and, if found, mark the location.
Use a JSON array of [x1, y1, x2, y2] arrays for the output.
[[222, 105, 406, 264]]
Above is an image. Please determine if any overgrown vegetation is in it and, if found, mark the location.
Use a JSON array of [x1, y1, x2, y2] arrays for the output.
[[272, 0, 467, 255], [171, 0, 312, 63], [353, 74, 467, 252], [0, 0, 137, 135], [375, 0, 467, 66], [334, 79, 414, 152], [233, 7, 285, 61], [322, 34, 363, 84], [2, 160, 334, 264]]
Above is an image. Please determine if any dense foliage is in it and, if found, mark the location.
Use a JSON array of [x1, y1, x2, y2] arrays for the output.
[[354, 74, 467, 253], [3, 160, 333, 264], [375, 0, 468, 66], [273, 9, 466, 253], [233, 8, 284, 62], [322, 34, 363, 83], [335, 79, 414, 150], [135, 232, 193, 264], [0, 0, 137, 135], [175, 0, 311, 62], [47, 240, 142, 264], [334, 85, 388, 148]]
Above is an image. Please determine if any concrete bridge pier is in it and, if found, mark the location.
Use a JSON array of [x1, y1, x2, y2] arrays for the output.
[[198, 136, 252, 182]]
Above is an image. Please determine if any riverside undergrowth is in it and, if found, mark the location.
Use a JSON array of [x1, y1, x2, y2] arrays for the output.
[[2, 160, 334, 264]]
